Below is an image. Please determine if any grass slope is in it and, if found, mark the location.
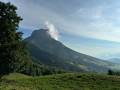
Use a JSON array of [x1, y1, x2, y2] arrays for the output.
[[1, 73, 120, 90]]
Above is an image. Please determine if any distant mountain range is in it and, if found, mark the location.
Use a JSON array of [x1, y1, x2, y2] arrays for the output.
[[25, 29, 119, 74], [107, 58, 120, 65]]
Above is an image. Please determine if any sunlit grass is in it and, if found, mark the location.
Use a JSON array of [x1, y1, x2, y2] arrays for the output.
[[1, 73, 120, 89], [2, 73, 32, 80]]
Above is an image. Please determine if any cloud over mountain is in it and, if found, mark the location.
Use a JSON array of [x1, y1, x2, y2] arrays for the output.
[[45, 21, 59, 40]]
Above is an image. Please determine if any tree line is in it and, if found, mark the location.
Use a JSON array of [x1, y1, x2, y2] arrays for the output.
[[108, 69, 120, 76]]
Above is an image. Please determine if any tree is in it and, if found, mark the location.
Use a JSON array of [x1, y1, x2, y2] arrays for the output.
[[107, 69, 114, 75], [0, 1, 30, 77]]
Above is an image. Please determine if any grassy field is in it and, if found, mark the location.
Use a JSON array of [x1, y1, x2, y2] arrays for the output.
[[0, 73, 120, 90]]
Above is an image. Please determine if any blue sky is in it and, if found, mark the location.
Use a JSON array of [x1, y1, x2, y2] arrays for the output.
[[2, 0, 120, 59]]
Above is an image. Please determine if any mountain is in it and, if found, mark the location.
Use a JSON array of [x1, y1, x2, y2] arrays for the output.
[[25, 29, 117, 74], [30, 56, 66, 75], [107, 58, 120, 65], [29, 43, 86, 73]]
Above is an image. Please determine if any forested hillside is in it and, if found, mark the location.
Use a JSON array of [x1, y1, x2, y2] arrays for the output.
[[29, 43, 86, 73]]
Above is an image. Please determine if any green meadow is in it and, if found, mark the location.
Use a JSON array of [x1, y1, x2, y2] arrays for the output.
[[1, 73, 120, 90]]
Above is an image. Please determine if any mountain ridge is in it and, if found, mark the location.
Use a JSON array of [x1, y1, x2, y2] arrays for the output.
[[107, 58, 120, 65], [24, 29, 118, 74]]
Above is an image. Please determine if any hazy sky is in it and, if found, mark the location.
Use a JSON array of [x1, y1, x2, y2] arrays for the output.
[[2, 0, 120, 59]]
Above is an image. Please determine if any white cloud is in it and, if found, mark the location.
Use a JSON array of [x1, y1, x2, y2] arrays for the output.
[[1, 0, 9, 3], [2, 0, 120, 59], [45, 21, 59, 40], [78, 8, 84, 13], [1, 0, 120, 43], [58, 6, 120, 42]]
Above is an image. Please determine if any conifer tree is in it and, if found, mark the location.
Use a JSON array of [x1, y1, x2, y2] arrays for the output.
[[107, 69, 114, 75]]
